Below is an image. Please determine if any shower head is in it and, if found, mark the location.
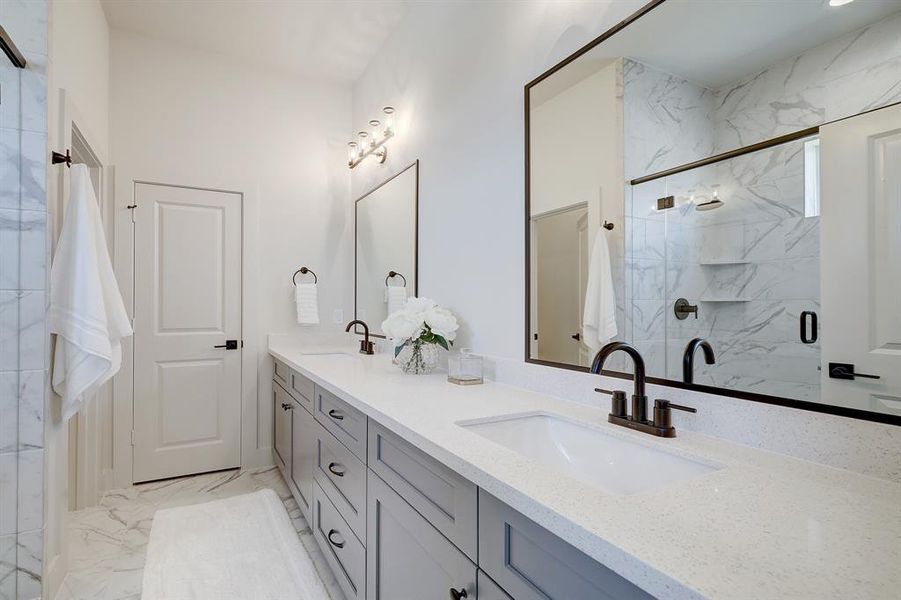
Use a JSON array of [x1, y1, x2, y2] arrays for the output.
[[695, 198, 724, 211], [695, 191, 724, 211]]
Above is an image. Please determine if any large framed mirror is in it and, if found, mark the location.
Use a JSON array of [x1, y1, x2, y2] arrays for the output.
[[525, 0, 901, 424], [355, 161, 419, 337]]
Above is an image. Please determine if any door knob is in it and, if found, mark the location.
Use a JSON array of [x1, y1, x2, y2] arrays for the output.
[[213, 340, 238, 350], [828, 362, 880, 381], [281, 403, 293, 411], [449, 588, 468, 600]]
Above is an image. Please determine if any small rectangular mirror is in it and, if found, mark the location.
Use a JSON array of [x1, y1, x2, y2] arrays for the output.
[[355, 161, 419, 337]]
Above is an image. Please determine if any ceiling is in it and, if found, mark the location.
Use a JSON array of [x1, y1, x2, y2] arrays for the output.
[[582, 0, 901, 89], [101, 0, 410, 84]]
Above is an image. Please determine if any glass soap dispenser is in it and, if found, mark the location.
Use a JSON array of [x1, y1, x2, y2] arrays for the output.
[[448, 349, 484, 386]]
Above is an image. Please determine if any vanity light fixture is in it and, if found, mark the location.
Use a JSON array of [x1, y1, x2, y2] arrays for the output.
[[348, 106, 395, 169]]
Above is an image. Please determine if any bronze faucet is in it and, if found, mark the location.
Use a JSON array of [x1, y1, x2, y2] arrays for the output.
[[345, 320, 374, 355], [683, 338, 715, 384], [591, 341, 695, 437]]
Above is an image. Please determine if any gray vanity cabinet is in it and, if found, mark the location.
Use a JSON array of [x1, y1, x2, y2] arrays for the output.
[[273, 381, 293, 472], [290, 396, 316, 521], [479, 491, 653, 600], [368, 421, 478, 560], [367, 472, 477, 600]]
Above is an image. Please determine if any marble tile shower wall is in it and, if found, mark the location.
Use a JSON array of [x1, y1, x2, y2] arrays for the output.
[[622, 60, 713, 375], [0, 1, 49, 598], [661, 141, 821, 400], [713, 11, 901, 152]]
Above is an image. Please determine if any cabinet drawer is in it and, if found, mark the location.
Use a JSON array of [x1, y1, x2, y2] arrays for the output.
[[479, 491, 653, 600], [290, 399, 317, 523], [313, 482, 365, 600], [273, 382, 293, 472], [478, 570, 512, 600], [289, 370, 315, 412], [314, 385, 367, 461], [273, 358, 291, 387], [315, 427, 367, 544], [367, 471, 476, 600], [368, 420, 477, 560]]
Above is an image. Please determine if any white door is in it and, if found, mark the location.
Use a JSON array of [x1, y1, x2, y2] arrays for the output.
[[133, 183, 243, 482], [820, 104, 901, 415]]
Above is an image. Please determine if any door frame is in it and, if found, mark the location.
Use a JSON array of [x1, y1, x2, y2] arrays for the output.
[[112, 169, 265, 488]]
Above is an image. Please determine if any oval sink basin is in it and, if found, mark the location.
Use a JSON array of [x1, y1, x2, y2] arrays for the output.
[[459, 413, 719, 495]]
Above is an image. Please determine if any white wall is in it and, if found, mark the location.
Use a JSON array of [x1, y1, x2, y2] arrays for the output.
[[46, 1, 111, 595], [109, 30, 353, 481], [350, 0, 644, 358]]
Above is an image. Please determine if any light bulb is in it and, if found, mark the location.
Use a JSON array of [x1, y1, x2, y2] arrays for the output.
[[383, 106, 395, 134], [369, 119, 381, 144], [828, 0, 855, 6], [347, 142, 357, 162], [357, 131, 368, 155]]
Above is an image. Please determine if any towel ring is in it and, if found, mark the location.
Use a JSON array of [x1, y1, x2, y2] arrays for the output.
[[385, 271, 407, 287], [602, 221, 614, 230], [293, 267, 317, 285]]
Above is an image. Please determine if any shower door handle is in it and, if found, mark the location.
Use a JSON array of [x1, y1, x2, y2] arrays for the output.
[[800, 311, 817, 344]]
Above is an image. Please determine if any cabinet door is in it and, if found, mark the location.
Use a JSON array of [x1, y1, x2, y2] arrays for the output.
[[290, 399, 316, 521], [367, 471, 477, 600], [273, 382, 293, 471], [479, 491, 653, 600]]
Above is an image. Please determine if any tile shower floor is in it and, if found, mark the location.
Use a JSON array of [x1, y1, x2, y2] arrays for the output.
[[55, 467, 342, 600]]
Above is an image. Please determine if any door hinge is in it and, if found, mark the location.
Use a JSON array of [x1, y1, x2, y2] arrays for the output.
[[128, 204, 137, 223], [130, 430, 135, 446]]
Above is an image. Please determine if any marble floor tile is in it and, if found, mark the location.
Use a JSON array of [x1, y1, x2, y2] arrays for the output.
[[59, 467, 341, 600]]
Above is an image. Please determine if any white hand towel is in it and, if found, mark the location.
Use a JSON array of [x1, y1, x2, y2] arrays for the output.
[[49, 164, 133, 422], [386, 285, 407, 316], [295, 283, 319, 325], [583, 228, 618, 353]]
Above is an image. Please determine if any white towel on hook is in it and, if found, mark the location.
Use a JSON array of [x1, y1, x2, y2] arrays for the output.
[[582, 228, 617, 353], [49, 164, 133, 422], [386, 285, 407, 316], [295, 283, 319, 325]]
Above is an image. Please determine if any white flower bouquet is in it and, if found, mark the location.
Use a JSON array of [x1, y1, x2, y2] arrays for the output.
[[381, 297, 459, 374]]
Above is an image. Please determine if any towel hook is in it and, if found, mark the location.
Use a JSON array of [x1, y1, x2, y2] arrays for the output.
[[602, 221, 614, 230], [385, 270, 407, 287], [292, 267, 317, 285]]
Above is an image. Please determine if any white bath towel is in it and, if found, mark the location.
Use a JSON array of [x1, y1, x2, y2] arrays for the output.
[[386, 284, 407, 316], [49, 164, 132, 422], [582, 228, 617, 353], [141, 489, 329, 600], [295, 282, 319, 325]]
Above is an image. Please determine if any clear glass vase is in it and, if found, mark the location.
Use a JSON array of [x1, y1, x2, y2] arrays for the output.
[[396, 340, 441, 374]]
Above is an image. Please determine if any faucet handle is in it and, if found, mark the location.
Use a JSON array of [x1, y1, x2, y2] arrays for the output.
[[653, 399, 696, 431], [596, 388, 628, 418]]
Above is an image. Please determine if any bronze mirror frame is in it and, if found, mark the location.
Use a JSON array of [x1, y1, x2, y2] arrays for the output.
[[523, 0, 901, 426]]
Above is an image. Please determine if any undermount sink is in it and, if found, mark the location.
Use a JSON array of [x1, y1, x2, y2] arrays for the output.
[[459, 413, 719, 495]]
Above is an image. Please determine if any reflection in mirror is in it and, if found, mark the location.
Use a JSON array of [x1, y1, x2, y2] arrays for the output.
[[355, 161, 418, 337], [527, 0, 901, 419]]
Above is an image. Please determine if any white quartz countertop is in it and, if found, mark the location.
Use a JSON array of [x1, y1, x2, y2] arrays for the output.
[[269, 337, 901, 600]]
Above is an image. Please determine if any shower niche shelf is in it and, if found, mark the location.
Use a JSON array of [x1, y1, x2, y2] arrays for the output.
[[699, 297, 751, 303], [699, 259, 749, 266]]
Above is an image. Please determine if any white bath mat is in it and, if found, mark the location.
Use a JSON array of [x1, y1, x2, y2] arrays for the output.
[[142, 488, 329, 599]]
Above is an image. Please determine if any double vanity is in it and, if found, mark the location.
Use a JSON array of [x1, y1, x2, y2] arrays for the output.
[[269, 337, 900, 599]]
